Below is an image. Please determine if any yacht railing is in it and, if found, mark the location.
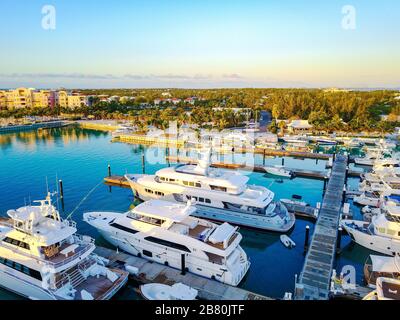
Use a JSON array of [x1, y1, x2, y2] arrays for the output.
[[1, 236, 95, 269]]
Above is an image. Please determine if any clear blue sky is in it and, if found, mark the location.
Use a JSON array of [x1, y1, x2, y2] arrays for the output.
[[0, 0, 399, 88]]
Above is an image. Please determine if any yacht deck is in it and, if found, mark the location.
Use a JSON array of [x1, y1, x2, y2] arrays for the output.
[[74, 268, 129, 300]]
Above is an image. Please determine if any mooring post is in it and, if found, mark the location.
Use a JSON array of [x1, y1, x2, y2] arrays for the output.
[[142, 154, 145, 174], [336, 227, 343, 255], [59, 179, 64, 199], [323, 178, 327, 195], [108, 164, 111, 177], [304, 225, 310, 254], [263, 149, 266, 166], [181, 254, 186, 275], [282, 157, 285, 166]]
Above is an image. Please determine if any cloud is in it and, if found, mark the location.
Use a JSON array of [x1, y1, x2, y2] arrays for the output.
[[222, 73, 243, 79]]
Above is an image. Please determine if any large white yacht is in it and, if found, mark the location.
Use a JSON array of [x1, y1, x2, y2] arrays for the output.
[[125, 150, 295, 232], [341, 202, 400, 256], [84, 199, 250, 286], [0, 193, 128, 300]]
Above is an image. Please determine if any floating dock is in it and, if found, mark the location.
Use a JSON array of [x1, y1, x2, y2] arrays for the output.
[[104, 175, 130, 188], [0, 121, 68, 134], [295, 155, 348, 300], [116, 134, 185, 147], [94, 246, 271, 300]]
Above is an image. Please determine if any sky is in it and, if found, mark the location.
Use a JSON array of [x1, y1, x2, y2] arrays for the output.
[[0, 0, 399, 89]]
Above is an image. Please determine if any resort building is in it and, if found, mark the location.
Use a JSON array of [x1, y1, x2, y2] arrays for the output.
[[287, 120, 313, 133], [0, 88, 88, 110]]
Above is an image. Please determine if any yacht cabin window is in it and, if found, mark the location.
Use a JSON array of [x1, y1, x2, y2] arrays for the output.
[[210, 185, 227, 192], [127, 212, 166, 226]]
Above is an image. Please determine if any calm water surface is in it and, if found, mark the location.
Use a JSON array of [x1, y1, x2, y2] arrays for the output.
[[0, 127, 370, 300]]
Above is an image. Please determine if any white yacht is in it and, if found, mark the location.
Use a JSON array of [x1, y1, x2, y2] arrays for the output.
[[264, 165, 293, 178], [341, 203, 400, 256], [140, 282, 198, 300], [84, 200, 250, 286], [353, 192, 381, 207], [0, 194, 128, 300], [359, 180, 400, 195], [125, 150, 295, 232]]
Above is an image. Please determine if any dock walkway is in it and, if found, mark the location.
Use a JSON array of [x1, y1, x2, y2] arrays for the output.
[[94, 246, 271, 300], [295, 155, 348, 300], [166, 155, 331, 180]]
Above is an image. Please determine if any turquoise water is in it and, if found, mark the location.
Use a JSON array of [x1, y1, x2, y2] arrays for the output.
[[0, 127, 369, 300]]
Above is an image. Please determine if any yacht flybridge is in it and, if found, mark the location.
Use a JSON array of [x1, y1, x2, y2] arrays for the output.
[[84, 199, 250, 286], [0, 193, 128, 300], [125, 150, 295, 232]]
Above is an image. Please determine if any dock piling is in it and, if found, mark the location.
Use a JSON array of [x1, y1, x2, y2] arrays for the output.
[[59, 179, 64, 199], [304, 225, 310, 254], [323, 178, 327, 195], [263, 149, 266, 166], [142, 154, 145, 174], [108, 164, 111, 177], [282, 157, 285, 166]]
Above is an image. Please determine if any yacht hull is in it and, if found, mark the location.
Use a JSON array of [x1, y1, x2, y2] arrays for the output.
[[96, 229, 250, 287], [85, 213, 250, 287], [0, 266, 56, 300], [341, 220, 400, 256], [126, 175, 295, 233]]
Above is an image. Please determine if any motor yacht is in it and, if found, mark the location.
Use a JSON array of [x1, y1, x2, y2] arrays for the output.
[[341, 203, 400, 256], [125, 150, 295, 232], [84, 199, 250, 286], [0, 193, 128, 300]]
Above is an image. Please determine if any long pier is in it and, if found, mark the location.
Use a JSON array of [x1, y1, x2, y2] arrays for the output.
[[295, 155, 348, 300], [166, 155, 331, 180], [94, 246, 271, 300]]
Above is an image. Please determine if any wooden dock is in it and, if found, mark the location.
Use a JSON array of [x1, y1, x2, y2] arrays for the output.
[[295, 155, 348, 300], [117, 134, 185, 147], [94, 246, 271, 300], [166, 156, 331, 180], [104, 175, 130, 188]]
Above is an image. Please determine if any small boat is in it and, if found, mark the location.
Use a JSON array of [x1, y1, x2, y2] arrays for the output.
[[140, 283, 198, 300], [280, 235, 296, 249], [264, 165, 293, 178]]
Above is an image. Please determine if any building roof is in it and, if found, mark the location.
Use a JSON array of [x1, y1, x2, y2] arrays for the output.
[[288, 120, 313, 129]]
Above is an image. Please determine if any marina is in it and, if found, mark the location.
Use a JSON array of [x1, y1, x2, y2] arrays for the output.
[[0, 126, 398, 300]]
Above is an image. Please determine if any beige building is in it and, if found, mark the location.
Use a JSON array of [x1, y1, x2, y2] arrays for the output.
[[0, 87, 87, 110], [67, 95, 85, 109], [57, 91, 68, 108]]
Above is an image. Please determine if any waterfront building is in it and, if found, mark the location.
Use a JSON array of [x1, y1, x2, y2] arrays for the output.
[[287, 120, 313, 133]]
